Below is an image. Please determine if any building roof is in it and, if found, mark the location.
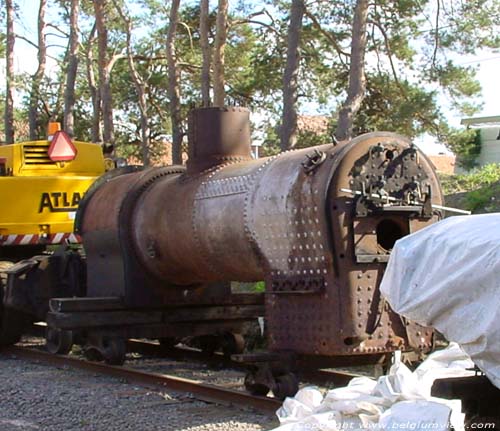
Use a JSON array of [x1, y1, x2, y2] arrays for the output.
[[427, 154, 456, 175], [460, 115, 500, 127], [297, 115, 329, 134]]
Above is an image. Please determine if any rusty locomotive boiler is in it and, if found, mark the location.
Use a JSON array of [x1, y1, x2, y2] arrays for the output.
[[49, 106, 443, 397]]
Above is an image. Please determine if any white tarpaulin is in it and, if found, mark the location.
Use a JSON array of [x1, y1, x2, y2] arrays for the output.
[[380, 213, 500, 389], [271, 344, 473, 431]]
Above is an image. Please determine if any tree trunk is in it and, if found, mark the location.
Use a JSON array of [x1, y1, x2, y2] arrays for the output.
[[85, 23, 102, 143], [54, 47, 70, 118], [4, 0, 15, 144], [63, 0, 80, 137], [199, 0, 211, 107], [94, 0, 114, 148], [113, 0, 151, 166], [213, 0, 228, 107], [280, 0, 305, 151], [167, 0, 183, 165], [29, 0, 47, 140], [335, 0, 369, 141]]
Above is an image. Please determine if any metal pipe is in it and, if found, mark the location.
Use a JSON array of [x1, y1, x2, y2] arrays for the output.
[[339, 188, 471, 215]]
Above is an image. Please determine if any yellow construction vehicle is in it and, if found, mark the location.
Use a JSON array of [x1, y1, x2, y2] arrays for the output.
[[0, 123, 107, 345]]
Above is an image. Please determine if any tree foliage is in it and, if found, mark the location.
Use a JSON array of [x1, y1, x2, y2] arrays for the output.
[[0, 0, 498, 161], [445, 128, 482, 170]]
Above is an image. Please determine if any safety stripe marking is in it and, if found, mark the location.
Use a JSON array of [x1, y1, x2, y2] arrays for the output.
[[0, 233, 82, 245]]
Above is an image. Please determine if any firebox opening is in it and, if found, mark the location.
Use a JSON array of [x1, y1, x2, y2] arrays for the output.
[[376, 219, 404, 251]]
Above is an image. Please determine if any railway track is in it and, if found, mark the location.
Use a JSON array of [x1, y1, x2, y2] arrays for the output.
[[126, 339, 362, 387], [29, 323, 363, 388], [16, 325, 364, 413], [2, 345, 281, 414]]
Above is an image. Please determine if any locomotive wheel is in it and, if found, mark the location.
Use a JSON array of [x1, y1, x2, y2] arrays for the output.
[[102, 337, 126, 366], [83, 336, 126, 365], [221, 332, 245, 357], [158, 337, 179, 350], [272, 373, 299, 400], [45, 327, 73, 355], [244, 371, 270, 396], [83, 346, 103, 362]]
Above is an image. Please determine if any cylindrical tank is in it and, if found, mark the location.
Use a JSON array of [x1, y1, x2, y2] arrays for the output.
[[78, 107, 444, 357], [187, 106, 253, 173]]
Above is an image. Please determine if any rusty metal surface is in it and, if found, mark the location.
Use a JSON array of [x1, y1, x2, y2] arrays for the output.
[[79, 107, 444, 363], [74, 165, 143, 234], [78, 166, 233, 306], [187, 107, 253, 174], [79, 171, 143, 297], [129, 157, 269, 284], [325, 133, 441, 356]]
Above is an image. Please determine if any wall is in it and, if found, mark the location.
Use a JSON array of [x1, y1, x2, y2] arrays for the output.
[[478, 127, 500, 166]]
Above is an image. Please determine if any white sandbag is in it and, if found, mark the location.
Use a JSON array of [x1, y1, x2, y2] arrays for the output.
[[375, 353, 422, 402], [319, 376, 387, 413], [271, 344, 470, 431], [413, 343, 475, 398], [380, 213, 500, 388], [277, 386, 324, 424], [379, 401, 451, 431]]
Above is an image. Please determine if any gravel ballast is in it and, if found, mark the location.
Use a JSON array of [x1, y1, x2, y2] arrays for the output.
[[0, 353, 278, 431]]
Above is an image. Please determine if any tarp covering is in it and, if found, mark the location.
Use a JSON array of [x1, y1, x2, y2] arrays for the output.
[[380, 213, 500, 389], [271, 344, 473, 431]]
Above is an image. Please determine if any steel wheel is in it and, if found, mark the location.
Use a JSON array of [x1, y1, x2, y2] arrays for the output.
[[45, 327, 73, 355], [102, 337, 126, 365], [272, 373, 299, 400], [221, 332, 245, 357], [244, 371, 270, 396], [83, 346, 103, 362]]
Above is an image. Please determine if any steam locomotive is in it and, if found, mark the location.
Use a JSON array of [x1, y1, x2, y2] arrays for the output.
[[2, 107, 444, 399]]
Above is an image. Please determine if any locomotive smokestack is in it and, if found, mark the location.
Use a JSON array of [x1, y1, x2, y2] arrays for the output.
[[187, 106, 252, 173]]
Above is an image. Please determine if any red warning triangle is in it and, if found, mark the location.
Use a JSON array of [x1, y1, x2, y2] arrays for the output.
[[48, 130, 77, 162]]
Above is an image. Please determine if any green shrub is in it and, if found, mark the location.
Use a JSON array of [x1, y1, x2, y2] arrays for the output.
[[440, 163, 500, 195], [465, 182, 500, 212], [445, 128, 481, 170], [253, 281, 265, 292]]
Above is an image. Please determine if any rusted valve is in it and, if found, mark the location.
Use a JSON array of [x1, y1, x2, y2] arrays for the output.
[[301, 149, 326, 174]]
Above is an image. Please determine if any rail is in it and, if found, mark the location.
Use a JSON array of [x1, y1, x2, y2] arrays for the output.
[[2, 345, 281, 414]]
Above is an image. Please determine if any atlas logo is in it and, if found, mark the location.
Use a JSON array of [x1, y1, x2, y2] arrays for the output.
[[38, 192, 83, 213]]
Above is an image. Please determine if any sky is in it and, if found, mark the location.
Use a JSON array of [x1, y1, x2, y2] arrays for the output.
[[6, 0, 500, 155], [416, 50, 500, 154]]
